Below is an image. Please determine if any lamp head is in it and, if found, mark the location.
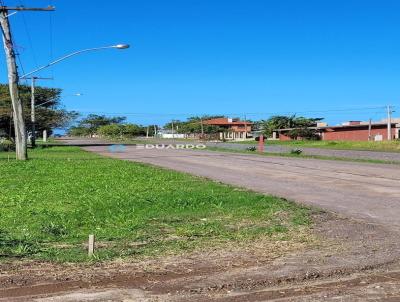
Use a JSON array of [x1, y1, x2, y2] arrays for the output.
[[113, 44, 130, 49]]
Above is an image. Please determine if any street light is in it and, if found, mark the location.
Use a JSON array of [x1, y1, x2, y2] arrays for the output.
[[20, 44, 130, 79], [20, 43, 129, 149], [113, 44, 130, 49], [36, 93, 83, 108]]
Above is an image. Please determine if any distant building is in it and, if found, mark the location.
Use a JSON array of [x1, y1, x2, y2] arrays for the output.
[[156, 129, 186, 139], [276, 121, 400, 141], [203, 118, 252, 140]]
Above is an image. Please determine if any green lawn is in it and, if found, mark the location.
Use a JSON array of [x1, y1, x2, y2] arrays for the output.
[[237, 139, 400, 152], [204, 146, 400, 165], [0, 147, 311, 262]]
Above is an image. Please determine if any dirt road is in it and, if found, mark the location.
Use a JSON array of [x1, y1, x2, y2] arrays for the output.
[[5, 139, 400, 301], [84, 144, 400, 229]]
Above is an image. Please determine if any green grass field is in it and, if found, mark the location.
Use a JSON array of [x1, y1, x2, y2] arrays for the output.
[[204, 146, 400, 165], [94, 137, 400, 153], [0, 147, 311, 262], [237, 139, 400, 152]]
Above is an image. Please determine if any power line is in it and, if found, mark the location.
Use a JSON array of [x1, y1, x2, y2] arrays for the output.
[[48, 0, 54, 79], [0, 1, 26, 84], [19, 0, 39, 69], [66, 105, 393, 118]]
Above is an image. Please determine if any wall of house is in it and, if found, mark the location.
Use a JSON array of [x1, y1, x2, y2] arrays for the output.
[[278, 126, 399, 141], [229, 125, 252, 133], [278, 133, 292, 141], [220, 130, 248, 140], [322, 126, 396, 141]]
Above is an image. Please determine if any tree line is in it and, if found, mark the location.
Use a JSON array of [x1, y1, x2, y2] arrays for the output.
[[0, 84, 78, 148], [68, 114, 323, 140], [261, 115, 323, 140], [1, 81, 324, 144], [68, 114, 153, 138]]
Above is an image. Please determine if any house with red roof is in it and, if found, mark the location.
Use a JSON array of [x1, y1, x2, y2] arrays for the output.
[[203, 117, 252, 140], [276, 120, 400, 141]]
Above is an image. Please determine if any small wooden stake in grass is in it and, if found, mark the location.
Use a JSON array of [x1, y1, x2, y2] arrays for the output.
[[88, 234, 95, 257]]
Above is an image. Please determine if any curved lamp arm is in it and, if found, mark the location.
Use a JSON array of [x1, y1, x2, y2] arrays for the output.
[[20, 44, 129, 79], [36, 93, 83, 107]]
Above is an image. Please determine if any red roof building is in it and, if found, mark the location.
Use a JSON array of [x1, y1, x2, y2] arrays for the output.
[[277, 121, 400, 141], [204, 118, 252, 140]]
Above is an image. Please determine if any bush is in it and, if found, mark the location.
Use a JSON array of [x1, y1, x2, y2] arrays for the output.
[[290, 148, 303, 155], [246, 146, 257, 151], [0, 138, 14, 151], [97, 124, 123, 138], [122, 124, 145, 137], [288, 128, 320, 140], [68, 126, 91, 137]]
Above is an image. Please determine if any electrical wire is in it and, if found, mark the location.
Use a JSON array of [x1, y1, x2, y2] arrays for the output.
[[65, 105, 394, 118], [0, 1, 28, 84], [19, 0, 39, 69], [48, 0, 54, 67]]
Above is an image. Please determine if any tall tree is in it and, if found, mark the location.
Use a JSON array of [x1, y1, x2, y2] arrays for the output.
[[0, 84, 78, 140], [262, 115, 323, 139]]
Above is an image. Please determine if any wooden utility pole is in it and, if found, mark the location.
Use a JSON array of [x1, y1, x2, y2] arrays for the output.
[[0, 8, 26, 159], [24, 76, 53, 148], [368, 118, 372, 141], [30, 78, 35, 148], [244, 114, 247, 140], [0, 5, 55, 160], [387, 105, 393, 141]]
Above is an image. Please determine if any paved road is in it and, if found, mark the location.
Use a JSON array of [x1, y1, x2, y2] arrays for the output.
[[76, 141, 400, 229], [53, 137, 400, 162]]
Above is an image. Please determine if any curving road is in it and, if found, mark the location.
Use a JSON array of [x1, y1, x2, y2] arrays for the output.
[[72, 140, 400, 229]]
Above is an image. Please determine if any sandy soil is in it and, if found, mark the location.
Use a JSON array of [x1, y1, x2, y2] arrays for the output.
[[1, 211, 400, 301]]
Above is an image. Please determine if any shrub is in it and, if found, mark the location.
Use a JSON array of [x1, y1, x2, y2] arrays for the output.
[[290, 148, 303, 155], [97, 124, 123, 138], [0, 138, 14, 151]]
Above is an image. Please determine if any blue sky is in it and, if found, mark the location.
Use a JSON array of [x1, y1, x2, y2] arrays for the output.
[[1, 0, 400, 126]]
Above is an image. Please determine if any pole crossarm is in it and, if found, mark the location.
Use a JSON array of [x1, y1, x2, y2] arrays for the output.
[[0, 6, 55, 12]]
